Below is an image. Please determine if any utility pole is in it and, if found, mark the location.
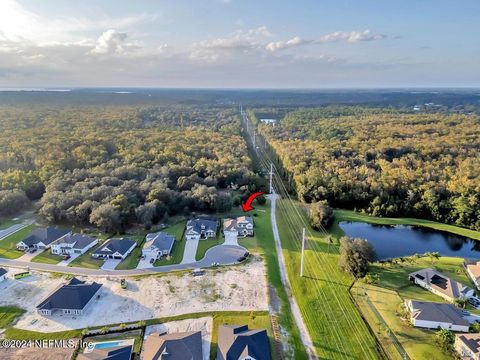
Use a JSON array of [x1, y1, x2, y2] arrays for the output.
[[253, 130, 256, 148], [269, 163, 274, 194], [300, 228, 306, 277]]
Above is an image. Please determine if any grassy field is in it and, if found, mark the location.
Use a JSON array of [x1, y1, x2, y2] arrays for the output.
[[68, 240, 107, 269], [30, 251, 64, 264], [276, 199, 381, 359], [0, 224, 34, 259], [153, 221, 187, 266], [0, 306, 25, 329], [336, 209, 480, 240]]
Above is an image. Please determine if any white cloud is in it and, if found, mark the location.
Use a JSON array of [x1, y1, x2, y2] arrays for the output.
[[319, 29, 385, 43], [89, 29, 142, 55], [266, 36, 312, 52]]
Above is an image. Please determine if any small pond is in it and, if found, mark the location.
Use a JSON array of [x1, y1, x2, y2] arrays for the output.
[[339, 221, 480, 260]]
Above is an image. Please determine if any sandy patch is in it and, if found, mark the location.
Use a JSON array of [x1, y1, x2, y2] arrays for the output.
[[0, 257, 267, 333], [144, 317, 212, 360]]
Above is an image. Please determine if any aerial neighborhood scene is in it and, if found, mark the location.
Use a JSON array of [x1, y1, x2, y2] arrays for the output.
[[0, 1, 479, 360]]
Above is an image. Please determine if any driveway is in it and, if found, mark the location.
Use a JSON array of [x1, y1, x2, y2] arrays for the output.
[[137, 256, 155, 269], [101, 259, 122, 270], [181, 238, 199, 264], [224, 232, 238, 246], [57, 253, 81, 266], [17, 248, 45, 262], [0, 224, 28, 241]]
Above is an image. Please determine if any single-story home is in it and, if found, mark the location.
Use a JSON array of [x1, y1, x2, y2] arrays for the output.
[[50, 233, 98, 256], [186, 218, 218, 241], [217, 324, 272, 360], [142, 232, 175, 260], [455, 333, 480, 360], [91, 238, 136, 260], [16, 227, 71, 251], [143, 331, 203, 360], [78, 341, 134, 360], [37, 277, 102, 316], [0, 267, 7, 282], [465, 261, 480, 290], [223, 216, 254, 237], [409, 268, 475, 302], [406, 300, 470, 332]]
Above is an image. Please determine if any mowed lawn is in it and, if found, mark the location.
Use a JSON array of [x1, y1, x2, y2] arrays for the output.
[[195, 232, 224, 261], [153, 221, 187, 266], [0, 306, 25, 329], [115, 233, 147, 270], [30, 250, 64, 264], [68, 234, 111, 269], [0, 224, 34, 259], [276, 199, 381, 360]]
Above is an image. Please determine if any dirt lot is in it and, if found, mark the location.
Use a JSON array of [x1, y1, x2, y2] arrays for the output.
[[0, 257, 267, 333], [2, 345, 76, 360]]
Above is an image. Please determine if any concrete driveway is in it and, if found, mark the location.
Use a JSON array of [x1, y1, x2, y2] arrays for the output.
[[17, 248, 45, 262], [57, 253, 81, 266], [137, 256, 155, 269], [224, 232, 238, 246], [181, 239, 199, 264], [101, 259, 122, 270]]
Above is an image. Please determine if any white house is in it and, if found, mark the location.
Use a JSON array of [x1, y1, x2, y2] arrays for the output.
[[455, 333, 480, 360], [409, 268, 475, 302], [142, 232, 175, 260], [407, 300, 470, 332], [185, 219, 218, 241], [0, 268, 7, 282], [260, 118, 277, 125], [92, 238, 136, 260], [50, 233, 98, 256], [223, 216, 254, 237], [16, 227, 71, 251]]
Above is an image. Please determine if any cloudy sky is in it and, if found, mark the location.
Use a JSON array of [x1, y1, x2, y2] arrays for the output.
[[0, 0, 479, 88]]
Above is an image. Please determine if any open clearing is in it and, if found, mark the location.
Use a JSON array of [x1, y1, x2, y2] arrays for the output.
[[0, 257, 268, 333]]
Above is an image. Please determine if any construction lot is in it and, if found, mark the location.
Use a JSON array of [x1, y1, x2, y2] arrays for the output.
[[0, 257, 268, 333]]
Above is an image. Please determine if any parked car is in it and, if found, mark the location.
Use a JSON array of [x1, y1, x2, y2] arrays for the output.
[[150, 258, 155, 264], [29, 248, 36, 253], [63, 254, 71, 260], [120, 279, 127, 289], [192, 268, 204, 276]]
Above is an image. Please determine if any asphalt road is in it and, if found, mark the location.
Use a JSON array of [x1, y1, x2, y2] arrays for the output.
[[0, 244, 247, 277]]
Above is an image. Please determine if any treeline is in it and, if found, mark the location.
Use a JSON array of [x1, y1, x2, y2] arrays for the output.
[[259, 107, 480, 230], [0, 106, 260, 231]]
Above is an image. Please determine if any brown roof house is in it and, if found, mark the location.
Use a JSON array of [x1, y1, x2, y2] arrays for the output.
[[409, 268, 474, 302], [465, 261, 480, 290], [455, 333, 480, 360], [142, 331, 203, 360], [217, 325, 271, 360]]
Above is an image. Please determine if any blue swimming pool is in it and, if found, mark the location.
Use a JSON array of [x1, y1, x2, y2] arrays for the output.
[[94, 341, 122, 349]]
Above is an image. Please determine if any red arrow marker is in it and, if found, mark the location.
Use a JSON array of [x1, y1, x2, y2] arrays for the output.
[[241, 192, 265, 212]]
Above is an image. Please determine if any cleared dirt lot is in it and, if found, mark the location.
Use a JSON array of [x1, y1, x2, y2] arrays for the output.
[[1, 346, 76, 360], [0, 257, 267, 333]]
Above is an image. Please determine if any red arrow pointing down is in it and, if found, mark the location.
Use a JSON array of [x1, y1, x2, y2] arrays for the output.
[[241, 192, 265, 212]]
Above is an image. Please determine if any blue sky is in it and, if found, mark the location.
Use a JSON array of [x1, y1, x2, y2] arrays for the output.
[[0, 0, 478, 88]]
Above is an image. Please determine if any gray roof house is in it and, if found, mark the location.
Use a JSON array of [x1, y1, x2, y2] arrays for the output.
[[217, 325, 271, 360], [406, 300, 470, 332], [16, 227, 70, 250], [186, 218, 218, 241], [0, 267, 7, 281], [455, 333, 480, 360], [143, 331, 203, 360], [409, 268, 475, 302], [92, 238, 136, 260], [142, 232, 175, 259], [37, 277, 102, 316], [50, 233, 98, 255]]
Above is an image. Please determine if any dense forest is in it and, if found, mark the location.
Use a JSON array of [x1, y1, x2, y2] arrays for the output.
[[0, 105, 261, 231], [259, 107, 480, 230]]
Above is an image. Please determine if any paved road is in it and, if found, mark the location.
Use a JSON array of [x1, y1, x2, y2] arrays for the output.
[[0, 244, 247, 277], [0, 223, 28, 241], [269, 192, 318, 360]]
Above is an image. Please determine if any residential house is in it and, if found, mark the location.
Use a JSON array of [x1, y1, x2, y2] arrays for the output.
[[409, 268, 475, 302], [142, 232, 175, 260], [406, 300, 470, 332], [185, 219, 218, 241], [455, 333, 480, 360], [92, 238, 136, 260], [50, 233, 98, 256], [217, 325, 271, 360], [143, 331, 203, 360], [36, 277, 102, 316], [223, 217, 254, 237], [0, 267, 7, 282], [465, 261, 480, 290], [16, 227, 71, 251], [78, 342, 133, 360]]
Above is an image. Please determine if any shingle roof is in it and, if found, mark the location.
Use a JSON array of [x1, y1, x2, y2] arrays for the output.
[[77, 345, 133, 360], [143, 331, 203, 360], [92, 238, 136, 256], [144, 232, 175, 253], [409, 300, 469, 327], [0, 267, 7, 277], [21, 227, 70, 246], [223, 217, 253, 232], [36, 277, 102, 311], [466, 262, 480, 282], [186, 219, 218, 235], [456, 333, 480, 356], [409, 268, 472, 300], [217, 325, 271, 360], [53, 233, 97, 250]]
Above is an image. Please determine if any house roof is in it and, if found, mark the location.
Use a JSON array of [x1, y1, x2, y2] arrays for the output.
[[144, 232, 175, 252], [408, 300, 469, 327], [36, 277, 102, 311], [456, 333, 480, 356], [92, 238, 136, 256], [143, 331, 203, 360], [77, 345, 133, 360], [0, 267, 7, 276], [409, 268, 472, 300], [217, 325, 271, 360], [466, 262, 480, 282], [52, 233, 97, 250], [223, 217, 253, 232], [186, 219, 218, 235], [21, 227, 70, 247]]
